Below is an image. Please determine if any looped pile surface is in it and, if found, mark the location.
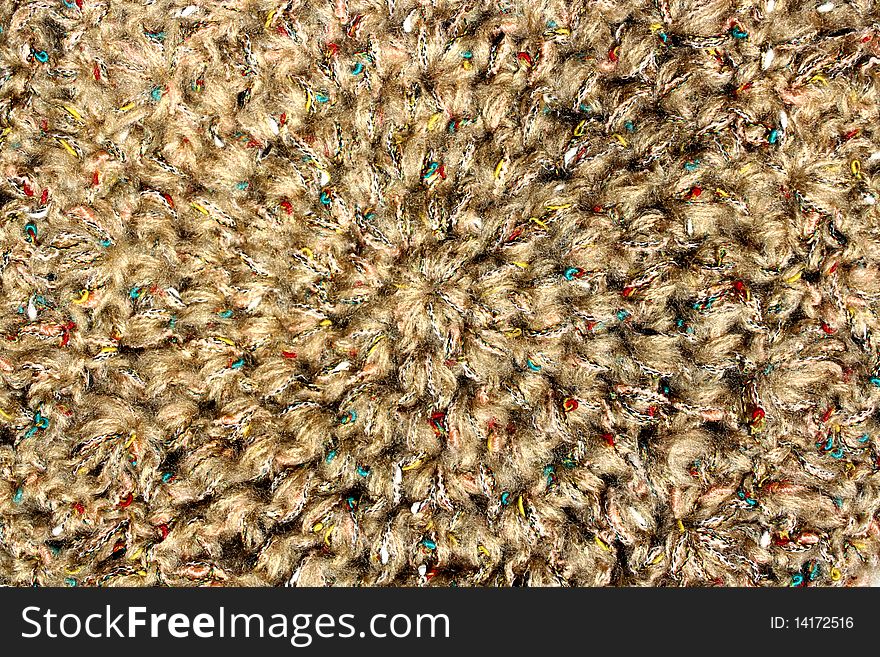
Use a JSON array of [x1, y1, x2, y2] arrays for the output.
[[1, 0, 880, 587]]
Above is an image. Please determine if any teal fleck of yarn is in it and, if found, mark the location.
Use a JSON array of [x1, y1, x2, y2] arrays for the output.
[[870, 377, 880, 387], [624, 120, 634, 132], [231, 358, 245, 369], [150, 86, 162, 101], [315, 92, 329, 103], [34, 50, 49, 63], [684, 159, 700, 171], [834, 497, 843, 508], [218, 309, 233, 318], [563, 267, 580, 280], [357, 464, 370, 477], [526, 359, 541, 372], [546, 20, 557, 28], [351, 61, 365, 75], [326, 449, 337, 463], [161, 472, 173, 483], [340, 410, 357, 425], [579, 103, 590, 112], [790, 573, 803, 587], [831, 447, 844, 459], [730, 26, 748, 39], [100, 238, 112, 247], [500, 492, 510, 505], [461, 50, 473, 59], [421, 539, 436, 550], [235, 181, 249, 190], [320, 190, 332, 205], [616, 309, 630, 321], [146, 31, 166, 42], [859, 433, 870, 443], [169, 315, 177, 328], [769, 129, 779, 144], [64, 577, 77, 587], [129, 287, 141, 299], [13, 487, 23, 503]]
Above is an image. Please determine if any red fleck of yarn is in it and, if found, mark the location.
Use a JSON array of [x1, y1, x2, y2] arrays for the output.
[[602, 432, 615, 446], [608, 46, 619, 62], [40, 188, 48, 205], [507, 226, 524, 241], [517, 52, 533, 66], [22, 182, 34, 197], [592, 205, 603, 213], [733, 280, 745, 293], [93, 63, 101, 80], [820, 322, 835, 335], [843, 129, 859, 140], [162, 192, 174, 208], [751, 408, 765, 422], [648, 405, 656, 417], [563, 398, 578, 412], [158, 524, 170, 540], [828, 261, 838, 274], [112, 539, 126, 554], [118, 492, 133, 508], [92, 170, 100, 186], [622, 286, 635, 297], [280, 200, 294, 214], [821, 406, 834, 423], [279, 112, 287, 126], [282, 351, 297, 359], [73, 502, 84, 514], [326, 43, 339, 57], [688, 186, 702, 199]]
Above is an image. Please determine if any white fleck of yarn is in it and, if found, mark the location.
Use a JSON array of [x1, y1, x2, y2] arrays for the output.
[[380, 545, 390, 564], [870, 151, 880, 162], [403, 9, 418, 33], [563, 146, 579, 167], [762, 48, 775, 70], [52, 524, 64, 537], [411, 501, 422, 514], [417, 564, 427, 577], [864, 194, 876, 205], [760, 531, 771, 548], [318, 168, 331, 186], [267, 116, 279, 136], [817, 2, 834, 12], [176, 5, 199, 17], [330, 360, 350, 373], [766, 0, 775, 11], [779, 110, 788, 131], [27, 296, 37, 321], [629, 507, 649, 530], [213, 133, 225, 148]]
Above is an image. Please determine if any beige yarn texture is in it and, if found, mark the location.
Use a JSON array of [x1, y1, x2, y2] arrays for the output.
[[1, 0, 880, 587]]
